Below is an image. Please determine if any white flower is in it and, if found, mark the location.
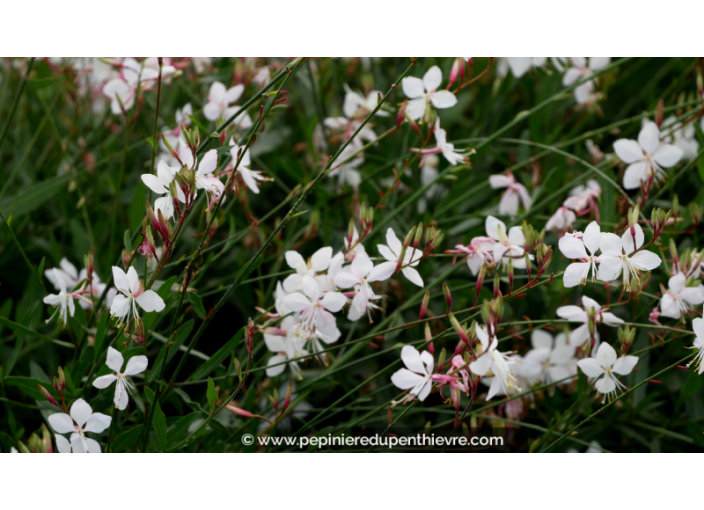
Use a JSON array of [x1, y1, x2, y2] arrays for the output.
[[432, 120, 467, 166], [229, 139, 267, 194], [180, 147, 224, 200], [485, 215, 531, 269], [203, 81, 247, 124], [613, 121, 683, 190], [281, 290, 346, 341], [659, 272, 704, 319], [469, 324, 520, 400], [489, 171, 532, 216], [661, 116, 699, 161], [401, 65, 458, 121], [688, 317, 704, 375], [332, 253, 396, 321], [343, 226, 366, 256], [92, 347, 148, 410], [521, 330, 577, 384], [283, 247, 335, 299], [141, 160, 186, 219], [598, 223, 662, 289], [43, 268, 75, 325], [546, 206, 576, 232], [377, 228, 424, 287], [556, 295, 624, 347], [48, 398, 111, 454], [559, 221, 601, 288], [562, 57, 611, 104], [343, 84, 388, 118], [498, 57, 547, 78], [45, 258, 105, 310], [577, 342, 638, 402], [264, 316, 309, 379], [45, 258, 80, 290], [110, 266, 165, 325], [562, 179, 601, 213], [391, 345, 435, 401], [328, 144, 364, 188], [449, 237, 495, 276]]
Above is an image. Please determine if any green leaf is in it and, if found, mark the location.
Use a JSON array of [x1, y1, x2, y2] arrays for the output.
[[146, 138, 158, 151], [4, 377, 59, 401], [207, 377, 217, 414], [188, 292, 206, 320], [681, 369, 704, 398], [111, 424, 144, 453], [153, 401, 168, 452], [93, 312, 110, 363], [0, 174, 71, 217], [187, 115, 210, 136]]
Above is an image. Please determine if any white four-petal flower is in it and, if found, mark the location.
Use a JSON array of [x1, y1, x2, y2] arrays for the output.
[[401, 66, 458, 121], [93, 347, 148, 410], [377, 228, 424, 287], [613, 121, 683, 190], [391, 345, 435, 401], [577, 342, 638, 401], [48, 398, 111, 454]]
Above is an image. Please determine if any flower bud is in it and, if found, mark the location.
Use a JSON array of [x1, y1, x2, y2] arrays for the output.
[[413, 222, 423, 251], [493, 273, 501, 298], [419, 289, 430, 321], [38, 384, 58, 407], [449, 311, 468, 345], [442, 282, 452, 314], [618, 324, 636, 354], [247, 318, 255, 355]]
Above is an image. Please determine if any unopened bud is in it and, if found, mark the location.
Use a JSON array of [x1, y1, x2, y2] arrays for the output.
[[419, 289, 430, 321], [443, 282, 452, 314]]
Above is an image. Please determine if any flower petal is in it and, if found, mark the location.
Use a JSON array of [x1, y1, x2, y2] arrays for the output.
[[135, 290, 165, 312]]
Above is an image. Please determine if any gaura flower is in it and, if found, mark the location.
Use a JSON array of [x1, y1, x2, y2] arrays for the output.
[[556, 295, 623, 347], [48, 398, 111, 454], [391, 345, 435, 401], [401, 65, 458, 121], [93, 347, 148, 410], [282, 247, 335, 299], [43, 269, 76, 325], [561, 57, 611, 104], [141, 159, 186, 219], [613, 121, 682, 190], [559, 221, 601, 288], [688, 316, 704, 375], [469, 324, 520, 400], [521, 329, 577, 384], [264, 316, 309, 379], [343, 84, 388, 118], [598, 223, 661, 290], [229, 139, 268, 194], [661, 116, 699, 161], [332, 253, 396, 321], [498, 57, 547, 78], [446, 236, 495, 276], [377, 228, 424, 287], [659, 272, 704, 319], [489, 171, 532, 216], [203, 81, 251, 127], [110, 266, 165, 326], [577, 342, 638, 402], [485, 215, 531, 269], [546, 206, 577, 232], [281, 290, 346, 341]]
